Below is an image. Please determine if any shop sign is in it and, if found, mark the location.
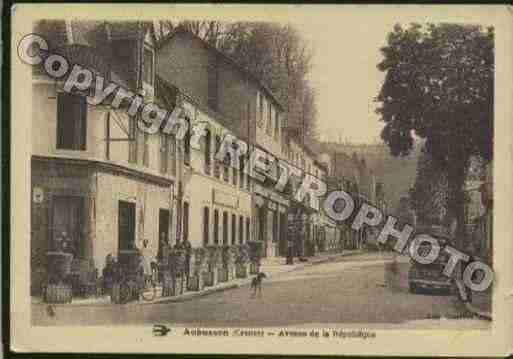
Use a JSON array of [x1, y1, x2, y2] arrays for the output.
[[33, 187, 44, 203]]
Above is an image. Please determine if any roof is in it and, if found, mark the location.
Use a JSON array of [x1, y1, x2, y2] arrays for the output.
[[157, 27, 285, 112], [156, 75, 236, 133]]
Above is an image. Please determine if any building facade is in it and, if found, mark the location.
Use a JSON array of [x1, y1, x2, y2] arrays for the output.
[[157, 28, 288, 258], [30, 21, 178, 294]]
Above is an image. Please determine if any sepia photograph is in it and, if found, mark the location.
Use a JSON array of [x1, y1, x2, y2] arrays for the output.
[[9, 4, 513, 356]]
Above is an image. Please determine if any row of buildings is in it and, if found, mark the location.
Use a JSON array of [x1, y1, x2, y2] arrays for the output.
[[29, 20, 385, 294]]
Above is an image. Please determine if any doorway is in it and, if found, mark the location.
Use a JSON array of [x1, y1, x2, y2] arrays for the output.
[[158, 208, 170, 260], [118, 200, 136, 268]]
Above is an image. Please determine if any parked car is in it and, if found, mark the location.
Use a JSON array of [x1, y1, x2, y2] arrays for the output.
[[408, 226, 455, 294]]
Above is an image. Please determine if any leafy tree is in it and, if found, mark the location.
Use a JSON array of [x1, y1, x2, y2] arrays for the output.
[[409, 148, 450, 226], [376, 23, 493, 249]]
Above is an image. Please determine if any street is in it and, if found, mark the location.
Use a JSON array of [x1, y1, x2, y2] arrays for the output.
[[33, 252, 473, 327]]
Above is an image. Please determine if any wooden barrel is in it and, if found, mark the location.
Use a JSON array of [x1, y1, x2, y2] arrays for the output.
[[44, 283, 72, 303]]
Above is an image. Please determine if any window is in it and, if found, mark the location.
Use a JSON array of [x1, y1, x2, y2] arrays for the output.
[[239, 216, 244, 244], [274, 112, 280, 139], [56, 92, 87, 150], [257, 92, 264, 128], [214, 209, 219, 245], [169, 134, 176, 175], [184, 118, 191, 165], [222, 211, 228, 245], [246, 160, 251, 191], [232, 144, 238, 186], [247, 101, 251, 124], [223, 152, 230, 182], [204, 128, 211, 174], [266, 102, 272, 135], [214, 135, 221, 178], [129, 116, 137, 163], [143, 47, 154, 85], [239, 155, 245, 189], [142, 132, 149, 167], [246, 217, 251, 243], [160, 134, 169, 174], [182, 201, 189, 243], [203, 207, 209, 245], [231, 213, 236, 245], [118, 200, 136, 252]]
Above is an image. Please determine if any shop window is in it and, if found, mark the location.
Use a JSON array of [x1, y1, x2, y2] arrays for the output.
[[56, 92, 87, 150]]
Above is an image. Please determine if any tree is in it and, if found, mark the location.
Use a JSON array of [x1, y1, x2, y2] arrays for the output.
[[376, 23, 494, 250], [409, 148, 450, 226]]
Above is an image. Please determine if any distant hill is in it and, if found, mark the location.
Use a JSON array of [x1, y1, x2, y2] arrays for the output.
[[315, 141, 422, 212]]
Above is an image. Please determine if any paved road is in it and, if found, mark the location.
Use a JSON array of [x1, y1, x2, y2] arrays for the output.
[[33, 252, 467, 327]]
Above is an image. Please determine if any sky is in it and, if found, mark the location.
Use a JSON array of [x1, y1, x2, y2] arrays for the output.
[[166, 5, 497, 144], [297, 17, 389, 144], [285, 6, 496, 144]]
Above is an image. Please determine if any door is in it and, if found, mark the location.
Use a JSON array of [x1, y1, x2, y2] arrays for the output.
[[51, 195, 85, 257], [158, 209, 170, 260], [258, 206, 267, 258], [279, 212, 287, 256], [266, 210, 274, 257], [118, 201, 136, 268]]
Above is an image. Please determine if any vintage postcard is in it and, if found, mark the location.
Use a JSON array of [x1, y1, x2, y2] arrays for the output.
[[9, 3, 513, 356]]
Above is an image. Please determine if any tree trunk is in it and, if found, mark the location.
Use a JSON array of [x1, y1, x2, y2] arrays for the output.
[[446, 160, 469, 252]]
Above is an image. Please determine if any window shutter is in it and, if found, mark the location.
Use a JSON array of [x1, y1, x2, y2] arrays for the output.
[[56, 93, 67, 149], [78, 96, 87, 150]]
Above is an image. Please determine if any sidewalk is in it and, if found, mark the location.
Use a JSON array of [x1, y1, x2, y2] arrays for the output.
[[33, 250, 365, 308], [260, 249, 365, 276]]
